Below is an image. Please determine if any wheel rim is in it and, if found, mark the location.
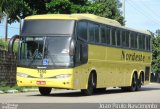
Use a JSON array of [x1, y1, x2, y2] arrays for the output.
[[88, 73, 96, 95], [138, 74, 142, 89]]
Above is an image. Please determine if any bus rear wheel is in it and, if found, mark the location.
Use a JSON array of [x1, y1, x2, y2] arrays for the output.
[[128, 73, 137, 92], [81, 72, 96, 96], [38, 87, 52, 96], [121, 87, 129, 92], [136, 73, 142, 91]]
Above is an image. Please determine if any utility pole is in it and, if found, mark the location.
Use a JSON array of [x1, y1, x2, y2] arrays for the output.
[[123, 0, 125, 20], [17, 16, 22, 35], [3, 11, 8, 41]]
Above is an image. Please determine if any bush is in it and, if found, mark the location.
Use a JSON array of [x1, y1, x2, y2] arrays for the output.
[[0, 39, 18, 54], [0, 39, 8, 50]]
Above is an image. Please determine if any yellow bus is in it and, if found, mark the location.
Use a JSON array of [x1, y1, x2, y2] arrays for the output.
[[8, 14, 152, 96]]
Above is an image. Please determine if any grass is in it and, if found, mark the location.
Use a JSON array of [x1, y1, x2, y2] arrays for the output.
[[0, 86, 24, 91], [0, 82, 22, 91], [0, 85, 37, 92], [0, 82, 36, 92], [0, 39, 8, 50]]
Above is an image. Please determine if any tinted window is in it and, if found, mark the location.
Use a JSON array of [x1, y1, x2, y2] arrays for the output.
[[117, 29, 121, 46], [126, 31, 129, 47], [142, 35, 145, 50], [139, 34, 145, 50], [146, 36, 151, 51], [112, 28, 116, 46], [106, 27, 111, 45], [22, 20, 75, 36], [95, 24, 100, 43], [148, 37, 151, 51], [77, 21, 87, 41], [130, 32, 137, 49], [122, 31, 126, 47], [88, 23, 95, 42], [101, 26, 106, 44], [122, 31, 129, 48]]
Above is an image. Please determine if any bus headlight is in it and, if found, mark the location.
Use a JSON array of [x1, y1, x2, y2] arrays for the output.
[[55, 74, 71, 79], [17, 72, 29, 78]]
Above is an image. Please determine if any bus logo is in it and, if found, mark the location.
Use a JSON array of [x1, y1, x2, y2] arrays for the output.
[[37, 69, 46, 78], [40, 73, 44, 78]]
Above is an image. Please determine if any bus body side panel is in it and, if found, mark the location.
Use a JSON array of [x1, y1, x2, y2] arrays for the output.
[[86, 44, 152, 88]]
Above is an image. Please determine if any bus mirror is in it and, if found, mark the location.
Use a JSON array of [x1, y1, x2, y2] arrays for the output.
[[8, 35, 20, 55], [80, 44, 88, 64], [69, 39, 75, 56]]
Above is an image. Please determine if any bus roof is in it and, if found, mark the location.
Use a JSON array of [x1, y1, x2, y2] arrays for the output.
[[25, 14, 151, 35]]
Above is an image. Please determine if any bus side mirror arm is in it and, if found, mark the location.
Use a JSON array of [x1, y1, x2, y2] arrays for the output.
[[8, 35, 20, 55]]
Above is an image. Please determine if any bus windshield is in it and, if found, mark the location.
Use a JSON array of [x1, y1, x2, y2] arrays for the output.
[[18, 36, 73, 68], [21, 20, 75, 36]]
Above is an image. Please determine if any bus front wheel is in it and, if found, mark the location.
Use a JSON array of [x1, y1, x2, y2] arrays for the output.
[[38, 87, 52, 96], [81, 72, 96, 96]]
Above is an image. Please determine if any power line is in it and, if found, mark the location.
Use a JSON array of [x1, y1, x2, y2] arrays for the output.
[[126, 0, 160, 27], [127, 0, 160, 25], [131, 0, 160, 23]]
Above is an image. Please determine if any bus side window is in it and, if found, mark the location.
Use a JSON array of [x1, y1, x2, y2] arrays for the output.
[[131, 33, 138, 49], [77, 21, 87, 41], [95, 24, 100, 43], [117, 29, 121, 46], [135, 33, 138, 49], [106, 27, 111, 45], [126, 31, 129, 48], [149, 37, 151, 51], [75, 42, 88, 66], [111, 28, 116, 46], [139, 34, 144, 50], [146, 35, 150, 51], [142, 35, 146, 50], [88, 23, 95, 43], [101, 26, 106, 44], [122, 31, 126, 47], [147, 36, 151, 51]]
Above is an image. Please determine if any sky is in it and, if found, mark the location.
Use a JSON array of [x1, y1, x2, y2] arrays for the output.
[[0, 0, 160, 38], [120, 0, 160, 32]]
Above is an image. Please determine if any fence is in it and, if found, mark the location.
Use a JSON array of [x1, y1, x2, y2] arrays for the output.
[[0, 50, 16, 86]]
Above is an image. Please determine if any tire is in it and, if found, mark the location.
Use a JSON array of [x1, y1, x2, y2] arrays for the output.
[[121, 87, 129, 92], [136, 74, 142, 91], [81, 73, 96, 96], [94, 88, 106, 93], [38, 87, 52, 96], [128, 73, 137, 92]]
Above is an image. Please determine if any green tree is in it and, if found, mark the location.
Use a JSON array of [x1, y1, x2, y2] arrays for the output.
[[92, 0, 124, 25], [46, 0, 93, 14], [0, 0, 23, 23], [152, 31, 160, 73], [0, 0, 124, 25]]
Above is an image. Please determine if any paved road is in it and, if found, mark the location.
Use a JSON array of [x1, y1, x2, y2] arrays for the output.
[[0, 83, 160, 103]]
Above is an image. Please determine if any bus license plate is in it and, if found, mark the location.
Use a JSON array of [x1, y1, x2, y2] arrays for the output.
[[36, 81, 46, 85]]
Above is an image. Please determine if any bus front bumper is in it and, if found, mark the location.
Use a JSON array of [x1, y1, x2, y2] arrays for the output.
[[16, 67, 74, 89], [17, 76, 73, 89]]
